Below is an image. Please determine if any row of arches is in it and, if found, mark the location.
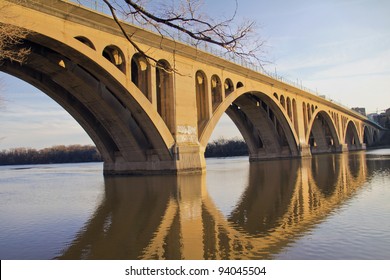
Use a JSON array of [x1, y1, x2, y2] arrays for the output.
[[195, 70, 244, 134], [273, 93, 299, 136], [74, 35, 378, 159], [302, 101, 318, 135]]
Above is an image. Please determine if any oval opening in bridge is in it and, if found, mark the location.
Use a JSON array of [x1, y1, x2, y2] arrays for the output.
[[75, 36, 96, 50], [211, 75, 222, 111], [131, 53, 151, 100], [224, 78, 234, 96], [102, 45, 126, 74], [156, 60, 174, 132]]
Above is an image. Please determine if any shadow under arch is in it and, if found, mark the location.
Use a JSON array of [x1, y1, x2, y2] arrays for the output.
[[307, 110, 340, 154], [0, 35, 175, 174], [200, 88, 299, 160]]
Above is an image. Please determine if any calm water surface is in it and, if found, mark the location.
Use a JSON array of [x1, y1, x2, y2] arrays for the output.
[[1, 150, 390, 259]]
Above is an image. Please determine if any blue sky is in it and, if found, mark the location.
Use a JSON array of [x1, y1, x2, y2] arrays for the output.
[[1, 0, 390, 149]]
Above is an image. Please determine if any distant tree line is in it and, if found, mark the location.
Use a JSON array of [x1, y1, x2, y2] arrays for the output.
[[205, 138, 248, 158], [0, 139, 248, 165], [0, 145, 102, 165]]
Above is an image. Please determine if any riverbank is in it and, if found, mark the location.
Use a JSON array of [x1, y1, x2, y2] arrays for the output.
[[1, 136, 389, 165], [0, 145, 101, 165]]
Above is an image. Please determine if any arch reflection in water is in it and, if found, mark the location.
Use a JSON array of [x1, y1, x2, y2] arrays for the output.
[[58, 153, 368, 259]]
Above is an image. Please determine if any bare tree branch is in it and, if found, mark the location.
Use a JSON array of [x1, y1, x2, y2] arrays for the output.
[[103, 0, 267, 68], [0, 2, 30, 64], [0, 1, 31, 110]]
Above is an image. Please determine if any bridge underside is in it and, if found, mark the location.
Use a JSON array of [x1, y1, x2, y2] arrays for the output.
[[225, 93, 299, 161]]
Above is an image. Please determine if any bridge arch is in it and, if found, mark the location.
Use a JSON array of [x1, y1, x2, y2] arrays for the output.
[[0, 34, 175, 174], [199, 87, 299, 160], [307, 110, 340, 154], [363, 126, 374, 147], [345, 120, 361, 150]]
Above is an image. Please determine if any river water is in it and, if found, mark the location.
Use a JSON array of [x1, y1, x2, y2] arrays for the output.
[[1, 149, 390, 260]]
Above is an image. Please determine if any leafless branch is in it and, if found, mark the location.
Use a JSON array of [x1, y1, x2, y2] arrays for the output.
[[103, 0, 180, 73], [0, 23, 29, 64], [103, 0, 267, 68], [0, 1, 30, 64], [0, 1, 31, 109]]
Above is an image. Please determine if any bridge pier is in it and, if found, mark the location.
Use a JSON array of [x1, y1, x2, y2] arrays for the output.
[[299, 144, 312, 158], [174, 144, 207, 174], [337, 144, 349, 153], [103, 144, 206, 176]]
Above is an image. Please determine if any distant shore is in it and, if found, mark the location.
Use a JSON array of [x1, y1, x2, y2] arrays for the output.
[[0, 139, 248, 166], [0, 145, 102, 166], [1, 137, 389, 166]]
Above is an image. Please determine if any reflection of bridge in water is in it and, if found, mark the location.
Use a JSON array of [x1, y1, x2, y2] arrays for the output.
[[58, 153, 370, 259]]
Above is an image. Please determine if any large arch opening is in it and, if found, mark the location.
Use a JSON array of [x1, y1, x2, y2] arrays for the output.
[[308, 111, 340, 154], [1, 38, 174, 174], [363, 126, 373, 147], [205, 113, 247, 158], [0, 72, 95, 149], [345, 121, 361, 151], [205, 91, 299, 161]]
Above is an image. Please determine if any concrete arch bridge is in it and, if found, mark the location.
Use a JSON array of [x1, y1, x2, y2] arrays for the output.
[[0, 0, 383, 174]]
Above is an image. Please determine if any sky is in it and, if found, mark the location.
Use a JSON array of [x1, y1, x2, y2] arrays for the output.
[[1, 0, 390, 149]]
